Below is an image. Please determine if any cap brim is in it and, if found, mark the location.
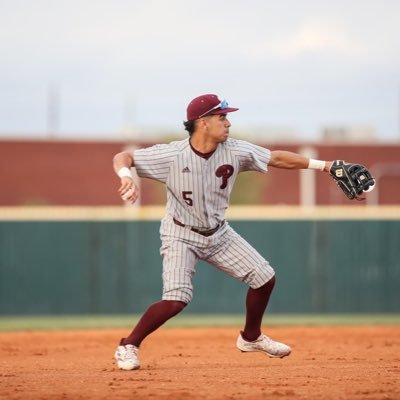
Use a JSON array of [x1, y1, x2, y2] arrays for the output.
[[207, 107, 239, 116]]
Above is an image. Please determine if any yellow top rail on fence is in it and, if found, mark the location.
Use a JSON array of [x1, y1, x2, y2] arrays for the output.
[[0, 205, 399, 221]]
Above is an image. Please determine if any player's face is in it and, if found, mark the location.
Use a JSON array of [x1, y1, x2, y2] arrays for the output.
[[204, 114, 231, 142]]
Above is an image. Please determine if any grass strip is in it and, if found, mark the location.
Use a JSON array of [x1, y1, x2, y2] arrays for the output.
[[0, 314, 399, 332]]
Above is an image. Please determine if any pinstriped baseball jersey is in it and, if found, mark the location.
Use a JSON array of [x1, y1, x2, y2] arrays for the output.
[[133, 138, 271, 229], [133, 137, 274, 303]]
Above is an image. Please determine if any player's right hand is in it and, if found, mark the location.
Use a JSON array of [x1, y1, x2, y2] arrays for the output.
[[118, 177, 139, 204]]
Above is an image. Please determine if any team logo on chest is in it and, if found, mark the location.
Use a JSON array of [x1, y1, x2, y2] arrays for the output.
[[215, 164, 234, 189]]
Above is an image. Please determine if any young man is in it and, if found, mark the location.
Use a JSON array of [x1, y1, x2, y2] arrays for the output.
[[113, 94, 332, 370]]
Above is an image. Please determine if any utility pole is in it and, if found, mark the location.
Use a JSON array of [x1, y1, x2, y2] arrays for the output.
[[47, 84, 60, 138], [123, 95, 136, 138]]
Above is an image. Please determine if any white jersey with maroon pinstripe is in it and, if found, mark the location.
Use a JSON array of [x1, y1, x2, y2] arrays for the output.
[[133, 137, 271, 229], [132, 137, 275, 304]]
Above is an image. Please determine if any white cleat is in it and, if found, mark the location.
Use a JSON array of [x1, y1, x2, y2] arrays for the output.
[[114, 342, 140, 370], [236, 333, 291, 358]]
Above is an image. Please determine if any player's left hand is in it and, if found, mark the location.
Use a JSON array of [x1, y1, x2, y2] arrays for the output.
[[118, 177, 139, 204], [329, 160, 375, 201]]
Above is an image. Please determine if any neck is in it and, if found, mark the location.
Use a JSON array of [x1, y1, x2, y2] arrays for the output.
[[189, 132, 219, 153]]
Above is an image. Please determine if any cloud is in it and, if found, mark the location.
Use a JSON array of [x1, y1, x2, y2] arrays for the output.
[[280, 24, 356, 56], [0, 0, 399, 139]]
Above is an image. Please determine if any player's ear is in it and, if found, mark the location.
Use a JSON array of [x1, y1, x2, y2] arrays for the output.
[[198, 116, 209, 129]]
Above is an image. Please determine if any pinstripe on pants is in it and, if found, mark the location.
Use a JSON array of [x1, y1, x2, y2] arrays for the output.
[[160, 217, 275, 303]]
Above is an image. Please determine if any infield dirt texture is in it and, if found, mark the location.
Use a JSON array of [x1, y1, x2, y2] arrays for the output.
[[1, 326, 399, 400]]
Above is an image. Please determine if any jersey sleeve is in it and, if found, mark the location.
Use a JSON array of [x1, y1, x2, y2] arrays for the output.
[[234, 140, 271, 173], [133, 143, 177, 183]]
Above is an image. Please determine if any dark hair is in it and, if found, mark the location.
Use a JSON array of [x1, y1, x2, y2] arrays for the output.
[[183, 120, 196, 136]]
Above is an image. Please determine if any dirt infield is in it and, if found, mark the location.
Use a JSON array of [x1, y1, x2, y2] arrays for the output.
[[0, 326, 399, 400]]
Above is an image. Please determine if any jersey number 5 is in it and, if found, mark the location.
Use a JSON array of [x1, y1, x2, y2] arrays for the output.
[[182, 191, 193, 206]]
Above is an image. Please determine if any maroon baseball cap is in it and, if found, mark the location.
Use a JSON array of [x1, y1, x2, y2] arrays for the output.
[[186, 94, 239, 121]]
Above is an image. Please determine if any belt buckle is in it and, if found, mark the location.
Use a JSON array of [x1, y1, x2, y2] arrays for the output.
[[173, 218, 223, 237], [193, 222, 222, 237]]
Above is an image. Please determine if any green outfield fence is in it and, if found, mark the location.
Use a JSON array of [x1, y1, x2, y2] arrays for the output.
[[0, 206, 399, 316]]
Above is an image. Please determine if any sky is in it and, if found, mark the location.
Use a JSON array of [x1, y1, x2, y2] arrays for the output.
[[0, 0, 399, 142]]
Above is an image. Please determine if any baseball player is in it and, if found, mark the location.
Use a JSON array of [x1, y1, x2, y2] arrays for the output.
[[113, 94, 334, 370]]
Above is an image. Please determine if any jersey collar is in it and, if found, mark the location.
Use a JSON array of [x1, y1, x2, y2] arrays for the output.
[[189, 140, 216, 160]]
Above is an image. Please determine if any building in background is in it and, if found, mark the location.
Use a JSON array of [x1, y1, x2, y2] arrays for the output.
[[1, 138, 399, 206]]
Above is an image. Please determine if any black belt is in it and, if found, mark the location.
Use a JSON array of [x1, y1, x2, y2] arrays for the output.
[[173, 218, 224, 237]]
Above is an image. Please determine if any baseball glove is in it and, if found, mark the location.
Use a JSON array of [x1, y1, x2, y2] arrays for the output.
[[329, 160, 376, 201]]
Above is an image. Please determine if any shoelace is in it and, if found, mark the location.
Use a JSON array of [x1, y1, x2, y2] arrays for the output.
[[255, 334, 270, 343], [122, 345, 138, 359], [258, 335, 279, 350]]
